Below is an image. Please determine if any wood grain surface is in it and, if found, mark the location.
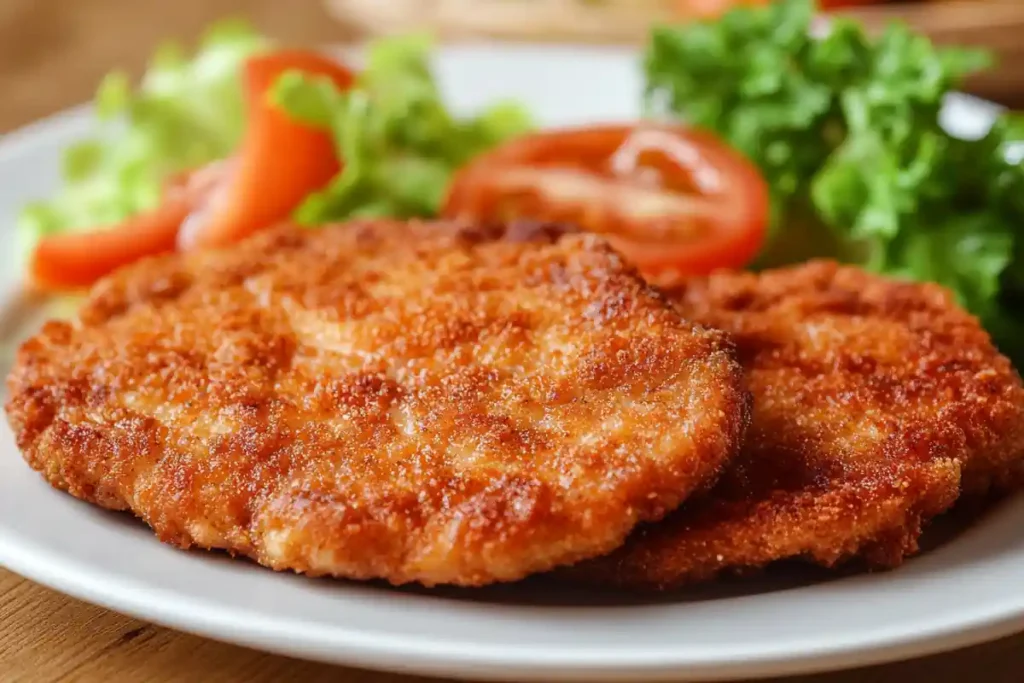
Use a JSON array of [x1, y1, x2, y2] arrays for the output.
[[1, 2, 1024, 682], [326, 0, 1024, 106]]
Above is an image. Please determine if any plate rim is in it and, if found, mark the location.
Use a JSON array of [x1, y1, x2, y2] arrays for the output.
[[3, 480, 1024, 682]]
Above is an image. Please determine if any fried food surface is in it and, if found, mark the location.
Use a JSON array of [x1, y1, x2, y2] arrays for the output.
[[570, 261, 1024, 589], [5, 220, 748, 587]]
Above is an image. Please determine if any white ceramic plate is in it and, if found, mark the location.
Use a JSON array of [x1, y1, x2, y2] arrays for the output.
[[1, 44, 1023, 683]]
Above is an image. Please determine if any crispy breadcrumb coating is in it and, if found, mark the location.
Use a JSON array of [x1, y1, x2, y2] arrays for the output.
[[569, 261, 1024, 589], [6, 220, 748, 587]]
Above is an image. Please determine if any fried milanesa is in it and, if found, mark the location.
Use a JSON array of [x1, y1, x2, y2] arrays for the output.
[[568, 261, 1024, 590], [5, 220, 748, 587]]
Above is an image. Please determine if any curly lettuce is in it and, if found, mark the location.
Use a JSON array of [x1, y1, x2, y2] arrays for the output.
[[644, 0, 1024, 360]]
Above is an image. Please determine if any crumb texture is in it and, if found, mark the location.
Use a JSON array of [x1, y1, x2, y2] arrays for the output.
[[5, 220, 748, 587], [570, 260, 1024, 589]]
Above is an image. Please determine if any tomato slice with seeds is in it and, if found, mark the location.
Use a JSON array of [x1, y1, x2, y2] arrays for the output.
[[443, 124, 770, 282]]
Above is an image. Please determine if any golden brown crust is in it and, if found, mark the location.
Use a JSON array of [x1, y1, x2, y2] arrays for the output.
[[568, 260, 1024, 590], [5, 220, 748, 587]]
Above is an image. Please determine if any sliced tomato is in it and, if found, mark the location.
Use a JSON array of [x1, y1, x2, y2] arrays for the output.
[[443, 124, 769, 280], [29, 51, 355, 292], [30, 203, 186, 293], [177, 50, 355, 251], [28, 171, 215, 293]]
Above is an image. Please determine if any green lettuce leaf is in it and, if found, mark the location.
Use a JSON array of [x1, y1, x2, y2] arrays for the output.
[[17, 19, 271, 261], [645, 0, 1024, 362], [271, 34, 533, 223]]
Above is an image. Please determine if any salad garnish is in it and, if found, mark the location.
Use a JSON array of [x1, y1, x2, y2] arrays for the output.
[[271, 33, 533, 223], [645, 0, 1024, 355], [442, 123, 770, 280], [12, 0, 1024, 364], [18, 27, 529, 291], [19, 20, 270, 268]]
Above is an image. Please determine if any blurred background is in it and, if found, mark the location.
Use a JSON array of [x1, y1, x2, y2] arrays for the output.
[[2, 0, 1023, 132], [0, 0, 344, 132]]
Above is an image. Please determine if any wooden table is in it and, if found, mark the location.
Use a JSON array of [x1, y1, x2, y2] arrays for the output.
[[2, 1, 1024, 681]]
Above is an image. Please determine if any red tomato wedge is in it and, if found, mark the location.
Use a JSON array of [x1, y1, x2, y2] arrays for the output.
[[177, 50, 354, 250], [443, 124, 770, 281], [30, 200, 188, 293], [28, 50, 355, 292], [28, 169, 218, 293]]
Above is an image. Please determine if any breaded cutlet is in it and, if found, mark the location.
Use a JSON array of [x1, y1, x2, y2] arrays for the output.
[[5, 220, 749, 587], [568, 261, 1024, 590]]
